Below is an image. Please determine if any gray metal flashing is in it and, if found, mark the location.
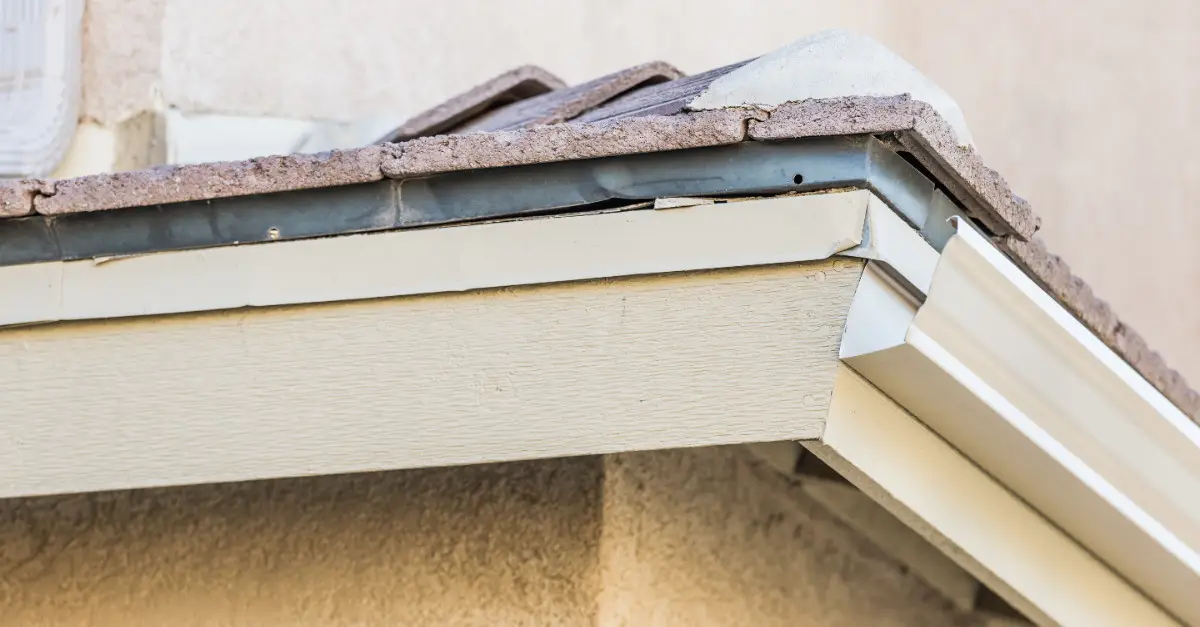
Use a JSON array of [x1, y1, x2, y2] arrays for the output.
[[0, 136, 953, 267]]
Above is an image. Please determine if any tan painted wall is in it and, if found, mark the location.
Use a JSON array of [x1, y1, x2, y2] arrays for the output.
[[77, 0, 1199, 386], [0, 448, 978, 626]]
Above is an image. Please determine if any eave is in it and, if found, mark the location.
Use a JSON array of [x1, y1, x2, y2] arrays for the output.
[[1, 140, 1196, 626]]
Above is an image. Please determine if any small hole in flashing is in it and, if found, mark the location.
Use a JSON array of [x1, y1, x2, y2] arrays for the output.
[[793, 174, 805, 185]]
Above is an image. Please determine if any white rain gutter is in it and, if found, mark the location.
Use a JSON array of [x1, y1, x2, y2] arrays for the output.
[[840, 218, 1200, 625]]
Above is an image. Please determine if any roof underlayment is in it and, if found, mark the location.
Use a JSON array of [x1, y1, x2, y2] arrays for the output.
[[1, 30, 1195, 421]]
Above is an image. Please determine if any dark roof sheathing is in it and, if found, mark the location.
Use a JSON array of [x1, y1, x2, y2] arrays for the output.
[[2, 59, 1195, 421]]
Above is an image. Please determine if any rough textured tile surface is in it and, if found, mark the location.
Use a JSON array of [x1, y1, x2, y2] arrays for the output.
[[35, 146, 386, 216], [750, 96, 1039, 241], [748, 95, 916, 139], [998, 235, 1199, 420], [574, 60, 753, 123], [381, 109, 762, 179], [901, 100, 1040, 239], [377, 65, 565, 143], [456, 62, 683, 133], [0, 180, 51, 218]]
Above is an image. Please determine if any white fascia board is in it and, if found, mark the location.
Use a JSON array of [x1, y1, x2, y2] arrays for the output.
[[841, 218, 1200, 625], [1, 190, 869, 327], [813, 364, 1178, 627]]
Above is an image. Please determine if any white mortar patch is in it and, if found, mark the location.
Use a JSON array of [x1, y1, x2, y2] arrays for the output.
[[689, 30, 974, 147]]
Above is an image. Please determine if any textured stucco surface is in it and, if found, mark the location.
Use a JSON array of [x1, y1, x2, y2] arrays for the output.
[[153, 0, 881, 123], [597, 447, 980, 627], [0, 448, 979, 626], [0, 458, 604, 626], [81, 0, 165, 124]]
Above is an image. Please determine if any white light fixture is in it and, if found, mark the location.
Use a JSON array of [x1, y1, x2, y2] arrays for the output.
[[0, 0, 83, 178]]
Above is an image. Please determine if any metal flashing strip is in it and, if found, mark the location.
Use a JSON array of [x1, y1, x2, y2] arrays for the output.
[[840, 218, 1200, 625], [1, 191, 872, 327], [0, 136, 955, 267]]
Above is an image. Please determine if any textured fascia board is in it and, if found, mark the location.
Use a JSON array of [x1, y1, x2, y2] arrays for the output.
[[841, 219, 1200, 625], [812, 364, 1177, 626], [0, 259, 858, 499], [0, 190, 869, 327]]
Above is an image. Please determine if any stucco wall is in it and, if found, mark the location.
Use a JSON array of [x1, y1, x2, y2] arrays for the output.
[[0, 448, 979, 626], [597, 448, 977, 627], [0, 458, 604, 626], [77, 0, 1199, 389]]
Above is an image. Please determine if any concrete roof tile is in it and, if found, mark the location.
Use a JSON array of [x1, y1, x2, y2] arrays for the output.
[[0, 179, 49, 218], [381, 109, 762, 178], [574, 60, 752, 123], [35, 146, 386, 216], [377, 65, 566, 143], [750, 96, 1038, 240], [455, 61, 683, 133]]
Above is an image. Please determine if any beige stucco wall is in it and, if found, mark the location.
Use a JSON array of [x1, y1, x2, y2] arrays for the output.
[[598, 447, 976, 627], [77, 0, 1199, 388], [0, 447, 978, 626], [0, 458, 603, 626]]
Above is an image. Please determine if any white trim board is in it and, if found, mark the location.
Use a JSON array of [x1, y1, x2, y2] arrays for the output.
[[811, 364, 1177, 627], [840, 220, 1200, 625], [1, 190, 873, 327]]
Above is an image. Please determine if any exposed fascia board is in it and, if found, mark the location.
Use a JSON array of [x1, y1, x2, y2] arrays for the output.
[[841, 219, 1200, 625], [1, 190, 870, 327], [0, 259, 858, 499], [814, 364, 1177, 627]]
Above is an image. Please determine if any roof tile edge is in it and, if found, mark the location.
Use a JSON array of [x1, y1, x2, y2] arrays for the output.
[[0, 179, 53, 218], [378, 65, 566, 143], [35, 145, 390, 216], [749, 96, 1039, 240], [381, 108, 764, 178], [455, 61, 684, 133]]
